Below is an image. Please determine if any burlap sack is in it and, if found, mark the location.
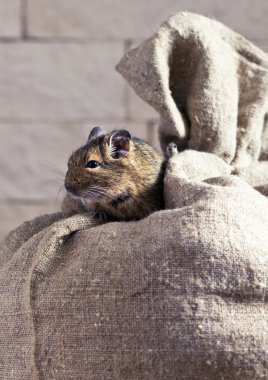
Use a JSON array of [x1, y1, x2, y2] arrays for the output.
[[1, 12, 268, 380], [116, 11, 268, 175], [1, 150, 268, 380]]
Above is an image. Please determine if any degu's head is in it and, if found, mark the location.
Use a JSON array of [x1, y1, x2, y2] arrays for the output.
[[64, 126, 134, 202]]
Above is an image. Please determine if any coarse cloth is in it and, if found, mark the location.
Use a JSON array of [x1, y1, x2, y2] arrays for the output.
[[117, 11, 268, 182], [1, 12, 268, 380]]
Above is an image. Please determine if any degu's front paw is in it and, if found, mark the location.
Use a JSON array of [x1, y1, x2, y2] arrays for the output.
[[166, 142, 178, 158], [85, 210, 109, 223], [93, 212, 109, 223]]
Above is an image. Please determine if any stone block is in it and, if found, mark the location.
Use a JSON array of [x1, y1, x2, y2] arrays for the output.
[[0, 121, 114, 200], [127, 85, 159, 120], [0, 0, 21, 37], [26, 0, 220, 39], [0, 43, 124, 118], [216, 0, 268, 40], [27, 0, 268, 41]]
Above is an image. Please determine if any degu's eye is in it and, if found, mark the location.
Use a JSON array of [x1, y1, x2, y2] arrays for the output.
[[85, 160, 100, 169]]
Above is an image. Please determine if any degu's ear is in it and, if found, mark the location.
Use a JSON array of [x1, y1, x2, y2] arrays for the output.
[[109, 130, 131, 159], [87, 126, 105, 143]]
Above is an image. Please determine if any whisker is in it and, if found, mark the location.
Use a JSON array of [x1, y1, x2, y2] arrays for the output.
[[88, 186, 110, 191], [82, 188, 114, 201], [85, 186, 109, 193], [82, 190, 109, 199], [46, 178, 65, 185], [56, 185, 65, 203], [82, 188, 106, 195], [83, 187, 107, 193], [43, 163, 66, 178]]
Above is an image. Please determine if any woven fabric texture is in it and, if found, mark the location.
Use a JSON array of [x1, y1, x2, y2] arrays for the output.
[[117, 11, 268, 176], [1, 151, 268, 379], [1, 12, 268, 380]]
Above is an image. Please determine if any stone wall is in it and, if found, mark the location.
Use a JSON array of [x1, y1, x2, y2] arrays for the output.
[[0, 0, 268, 238]]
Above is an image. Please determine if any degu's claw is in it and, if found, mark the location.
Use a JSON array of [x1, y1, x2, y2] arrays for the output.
[[166, 142, 178, 158]]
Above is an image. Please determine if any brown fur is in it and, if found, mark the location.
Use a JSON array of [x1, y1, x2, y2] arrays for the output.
[[64, 129, 165, 221]]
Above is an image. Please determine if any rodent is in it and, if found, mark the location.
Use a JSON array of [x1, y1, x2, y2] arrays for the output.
[[64, 126, 168, 221]]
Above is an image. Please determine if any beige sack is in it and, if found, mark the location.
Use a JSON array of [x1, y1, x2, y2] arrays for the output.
[[1, 151, 268, 379], [1, 12, 268, 380], [116, 11, 268, 175]]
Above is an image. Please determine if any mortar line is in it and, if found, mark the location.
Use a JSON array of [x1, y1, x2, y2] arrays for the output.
[[0, 116, 158, 124], [0, 36, 132, 44], [20, 0, 28, 39], [0, 199, 61, 205], [0, 35, 266, 46]]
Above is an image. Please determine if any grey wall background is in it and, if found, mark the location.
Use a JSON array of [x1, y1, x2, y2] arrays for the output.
[[0, 0, 268, 238]]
